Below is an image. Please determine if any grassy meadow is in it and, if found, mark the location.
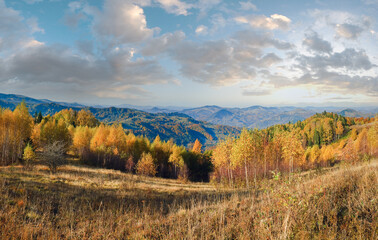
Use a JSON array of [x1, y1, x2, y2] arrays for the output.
[[1, 159, 376, 239]]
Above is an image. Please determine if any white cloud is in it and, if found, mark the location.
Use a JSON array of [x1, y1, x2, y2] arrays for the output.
[[361, 0, 378, 6], [195, 25, 208, 35], [171, 30, 291, 86], [68, 1, 83, 11], [155, 0, 192, 16], [302, 32, 332, 53], [309, 9, 373, 40], [92, 0, 155, 44], [239, 1, 257, 11], [234, 30, 293, 50], [0, 0, 176, 102], [195, 0, 221, 18], [172, 40, 256, 86], [0, 0, 43, 51], [23, 39, 44, 48], [1, 44, 174, 99], [141, 31, 185, 56], [235, 14, 291, 30], [297, 70, 378, 96], [335, 23, 364, 39], [26, 17, 44, 34], [297, 48, 374, 71]]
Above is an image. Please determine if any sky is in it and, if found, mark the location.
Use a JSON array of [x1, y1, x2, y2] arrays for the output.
[[0, 0, 377, 107]]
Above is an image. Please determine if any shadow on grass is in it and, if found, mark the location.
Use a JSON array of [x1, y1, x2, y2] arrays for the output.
[[0, 166, 248, 217]]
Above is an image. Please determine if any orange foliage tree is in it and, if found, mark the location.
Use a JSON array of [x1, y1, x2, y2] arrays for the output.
[[136, 152, 157, 176]]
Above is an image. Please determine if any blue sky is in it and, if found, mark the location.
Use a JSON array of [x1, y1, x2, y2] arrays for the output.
[[1, 0, 377, 107]]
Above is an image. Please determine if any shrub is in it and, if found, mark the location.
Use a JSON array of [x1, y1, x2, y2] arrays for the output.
[[22, 143, 35, 169], [38, 141, 67, 173]]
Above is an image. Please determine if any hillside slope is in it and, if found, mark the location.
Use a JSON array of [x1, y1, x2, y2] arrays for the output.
[[182, 105, 316, 128], [0, 94, 240, 147], [88, 107, 240, 147], [0, 160, 376, 239], [182, 105, 377, 129]]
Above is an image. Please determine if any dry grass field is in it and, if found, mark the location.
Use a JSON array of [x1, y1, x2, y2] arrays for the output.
[[0, 160, 377, 239]]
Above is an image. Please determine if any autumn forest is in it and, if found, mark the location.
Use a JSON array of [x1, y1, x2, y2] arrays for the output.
[[1, 101, 377, 183]]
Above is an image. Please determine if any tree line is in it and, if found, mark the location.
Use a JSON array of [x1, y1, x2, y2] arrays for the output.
[[211, 111, 378, 186], [0, 103, 211, 181], [1, 103, 377, 185]]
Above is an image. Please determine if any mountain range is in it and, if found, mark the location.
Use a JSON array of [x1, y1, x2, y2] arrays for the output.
[[0, 93, 239, 147], [1, 93, 376, 146], [145, 105, 376, 129]]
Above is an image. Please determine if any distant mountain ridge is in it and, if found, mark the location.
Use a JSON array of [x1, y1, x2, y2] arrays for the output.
[[0, 93, 85, 108], [181, 105, 314, 129], [180, 105, 376, 129], [0, 93, 239, 147], [0, 93, 376, 144]]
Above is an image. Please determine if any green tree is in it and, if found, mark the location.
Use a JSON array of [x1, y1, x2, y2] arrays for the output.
[[313, 130, 321, 146]]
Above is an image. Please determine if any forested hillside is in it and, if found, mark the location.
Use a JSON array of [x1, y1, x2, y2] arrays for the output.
[[0, 103, 214, 181], [181, 105, 376, 129], [0, 94, 240, 147], [1, 102, 376, 185], [182, 105, 316, 129], [211, 111, 378, 186], [89, 107, 240, 147]]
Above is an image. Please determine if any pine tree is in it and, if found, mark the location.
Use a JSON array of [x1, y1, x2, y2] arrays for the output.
[[313, 130, 321, 145]]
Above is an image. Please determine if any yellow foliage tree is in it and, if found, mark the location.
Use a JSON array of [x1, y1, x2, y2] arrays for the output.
[[350, 129, 358, 141], [107, 124, 127, 155], [73, 126, 94, 160], [77, 109, 98, 127], [231, 128, 254, 187], [23, 143, 35, 167], [355, 128, 368, 158], [212, 136, 234, 184], [192, 139, 202, 154], [35, 118, 72, 151], [136, 152, 157, 176], [310, 145, 321, 166], [0, 102, 33, 165], [336, 121, 344, 139], [53, 109, 76, 126], [320, 145, 334, 164], [281, 131, 304, 175], [367, 121, 378, 156], [169, 145, 185, 178]]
